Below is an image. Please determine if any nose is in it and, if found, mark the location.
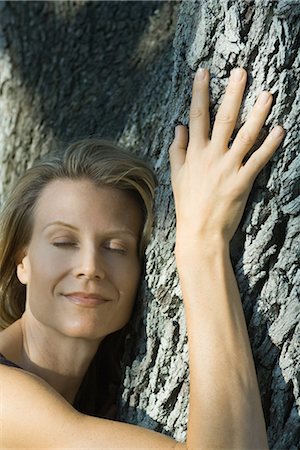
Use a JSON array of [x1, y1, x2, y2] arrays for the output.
[[74, 244, 105, 280]]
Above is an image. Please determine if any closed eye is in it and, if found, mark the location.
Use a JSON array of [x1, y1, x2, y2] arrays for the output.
[[105, 246, 127, 255], [52, 242, 77, 248], [103, 241, 128, 255]]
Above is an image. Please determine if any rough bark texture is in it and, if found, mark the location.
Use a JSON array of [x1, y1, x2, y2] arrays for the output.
[[0, 1, 299, 449]]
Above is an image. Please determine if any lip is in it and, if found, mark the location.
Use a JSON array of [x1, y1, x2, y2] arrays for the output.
[[63, 292, 111, 308]]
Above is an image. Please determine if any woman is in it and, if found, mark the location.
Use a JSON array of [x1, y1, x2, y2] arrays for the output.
[[0, 137, 156, 420], [0, 68, 285, 448]]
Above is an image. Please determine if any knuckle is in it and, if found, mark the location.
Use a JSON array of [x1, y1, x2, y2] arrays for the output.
[[226, 84, 241, 96], [215, 111, 234, 125], [189, 107, 204, 119], [169, 142, 186, 154], [249, 153, 263, 171], [238, 130, 255, 146]]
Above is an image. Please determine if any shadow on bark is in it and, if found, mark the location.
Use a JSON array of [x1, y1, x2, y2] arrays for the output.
[[1, 1, 174, 141]]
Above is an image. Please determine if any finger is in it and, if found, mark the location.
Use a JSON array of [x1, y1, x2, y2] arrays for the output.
[[241, 125, 285, 183], [230, 91, 273, 162], [211, 68, 247, 150], [169, 125, 189, 175], [189, 68, 210, 147]]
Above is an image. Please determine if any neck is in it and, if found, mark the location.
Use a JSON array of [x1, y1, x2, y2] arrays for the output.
[[19, 313, 103, 403]]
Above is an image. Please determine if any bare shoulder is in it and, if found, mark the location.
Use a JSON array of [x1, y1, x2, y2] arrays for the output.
[[0, 363, 77, 448], [0, 364, 185, 449]]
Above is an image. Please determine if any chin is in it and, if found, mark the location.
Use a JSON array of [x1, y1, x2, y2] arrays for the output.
[[54, 318, 128, 341]]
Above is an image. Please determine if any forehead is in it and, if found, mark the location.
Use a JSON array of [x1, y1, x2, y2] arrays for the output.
[[33, 179, 143, 235]]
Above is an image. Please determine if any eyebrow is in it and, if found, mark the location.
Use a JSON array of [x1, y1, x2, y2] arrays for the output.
[[43, 221, 79, 232], [43, 221, 138, 239]]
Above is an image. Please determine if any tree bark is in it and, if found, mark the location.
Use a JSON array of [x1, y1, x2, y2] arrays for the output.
[[0, 1, 299, 448]]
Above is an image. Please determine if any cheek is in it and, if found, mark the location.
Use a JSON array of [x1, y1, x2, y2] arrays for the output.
[[32, 246, 71, 277], [26, 254, 69, 300]]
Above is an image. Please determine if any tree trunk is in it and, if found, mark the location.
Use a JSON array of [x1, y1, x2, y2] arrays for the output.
[[0, 1, 299, 448]]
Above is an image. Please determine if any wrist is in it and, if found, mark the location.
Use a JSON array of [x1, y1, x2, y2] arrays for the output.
[[175, 231, 229, 254], [175, 236, 230, 270]]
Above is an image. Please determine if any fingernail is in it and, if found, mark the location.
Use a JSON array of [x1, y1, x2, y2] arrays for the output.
[[196, 67, 207, 80], [258, 91, 271, 105], [272, 126, 285, 138], [231, 68, 244, 82]]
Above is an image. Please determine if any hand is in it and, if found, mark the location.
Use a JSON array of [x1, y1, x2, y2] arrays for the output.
[[169, 68, 285, 244]]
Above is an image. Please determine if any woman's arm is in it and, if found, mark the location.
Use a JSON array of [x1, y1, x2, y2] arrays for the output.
[[169, 68, 285, 449], [1, 364, 183, 449]]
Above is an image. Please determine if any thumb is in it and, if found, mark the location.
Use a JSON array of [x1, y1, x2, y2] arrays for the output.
[[169, 125, 189, 174]]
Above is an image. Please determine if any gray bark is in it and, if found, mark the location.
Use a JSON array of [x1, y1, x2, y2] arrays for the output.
[[0, 1, 299, 449]]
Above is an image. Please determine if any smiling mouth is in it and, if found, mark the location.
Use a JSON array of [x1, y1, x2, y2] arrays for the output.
[[63, 293, 111, 307]]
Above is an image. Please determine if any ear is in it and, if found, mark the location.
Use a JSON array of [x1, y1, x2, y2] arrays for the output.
[[16, 249, 30, 285]]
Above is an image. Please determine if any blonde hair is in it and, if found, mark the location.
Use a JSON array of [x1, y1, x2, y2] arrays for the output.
[[0, 138, 157, 330]]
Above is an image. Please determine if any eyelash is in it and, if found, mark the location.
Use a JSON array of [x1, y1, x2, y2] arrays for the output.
[[104, 244, 127, 255], [52, 242, 127, 254], [53, 242, 77, 248]]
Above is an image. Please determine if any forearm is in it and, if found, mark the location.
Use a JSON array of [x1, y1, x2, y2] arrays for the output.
[[176, 236, 268, 450], [169, 67, 284, 449]]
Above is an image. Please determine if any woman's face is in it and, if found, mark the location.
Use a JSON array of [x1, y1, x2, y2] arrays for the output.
[[17, 179, 143, 340]]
